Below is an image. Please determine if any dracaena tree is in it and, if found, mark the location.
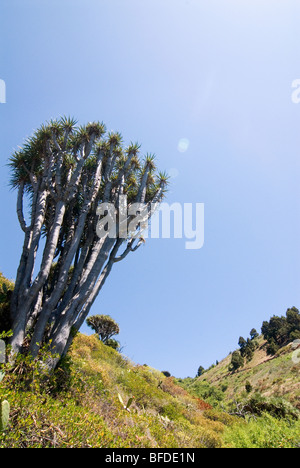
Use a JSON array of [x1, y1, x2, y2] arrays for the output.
[[86, 314, 120, 344], [9, 117, 168, 368]]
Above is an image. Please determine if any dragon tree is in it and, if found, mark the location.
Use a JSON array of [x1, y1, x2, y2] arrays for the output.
[[8, 117, 168, 368]]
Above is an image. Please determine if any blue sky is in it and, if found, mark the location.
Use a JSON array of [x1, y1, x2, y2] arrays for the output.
[[1, 0, 300, 377]]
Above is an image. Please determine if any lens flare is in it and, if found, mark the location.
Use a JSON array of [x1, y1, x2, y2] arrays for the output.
[[178, 138, 189, 153]]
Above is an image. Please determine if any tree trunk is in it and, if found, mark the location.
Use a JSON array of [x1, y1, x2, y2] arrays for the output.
[[8, 119, 167, 368]]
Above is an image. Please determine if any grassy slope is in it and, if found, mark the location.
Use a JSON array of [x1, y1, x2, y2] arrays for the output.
[[195, 337, 300, 408], [0, 334, 299, 448], [0, 334, 235, 448], [174, 337, 300, 447]]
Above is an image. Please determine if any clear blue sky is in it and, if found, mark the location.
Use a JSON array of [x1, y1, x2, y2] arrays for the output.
[[1, 0, 300, 377]]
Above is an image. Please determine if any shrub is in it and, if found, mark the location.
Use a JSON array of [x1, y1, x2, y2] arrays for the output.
[[266, 338, 279, 356], [224, 413, 300, 448], [105, 339, 121, 351], [0, 273, 14, 333], [229, 351, 244, 372], [245, 394, 299, 420], [203, 409, 236, 427], [0, 334, 230, 449], [245, 381, 253, 394], [176, 379, 224, 407]]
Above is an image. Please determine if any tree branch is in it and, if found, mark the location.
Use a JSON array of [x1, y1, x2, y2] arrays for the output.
[[16, 182, 28, 232]]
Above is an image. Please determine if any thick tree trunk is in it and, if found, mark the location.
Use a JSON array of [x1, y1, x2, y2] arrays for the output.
[[8, 119, 167, 369]]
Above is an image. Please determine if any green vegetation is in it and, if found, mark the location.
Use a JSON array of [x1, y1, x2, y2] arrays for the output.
[[196, 366, 205, 377], [0, 334, 234, 448], [0, 273, 14, 333], [86, 315, 121, 351], [238, 335, 259, 362], [223, 414, 300, 448], [0, 332, 299, 448], [0, 270, 299, 448], [262, 307, 300, 355], [175, 377, 224, 408], [175, 330, 300, 448], [181, 335, 300, 409], [229, 350, 244, 372], [228, 329, 260, 372]]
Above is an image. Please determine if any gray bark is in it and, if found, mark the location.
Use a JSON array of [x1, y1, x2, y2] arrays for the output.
[[9, 119, 167, 368]]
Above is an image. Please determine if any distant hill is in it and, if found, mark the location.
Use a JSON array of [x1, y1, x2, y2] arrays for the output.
[[176, 335, 300, 413], [176, 307, 300, 419], [203, 337, 299, 406]]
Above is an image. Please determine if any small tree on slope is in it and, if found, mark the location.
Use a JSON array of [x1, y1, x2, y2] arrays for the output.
[[86, 315, 120, 344]]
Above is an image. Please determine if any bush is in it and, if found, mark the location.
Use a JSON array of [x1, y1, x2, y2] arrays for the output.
[[176, 379, 224, 407], [224, 413, 300, 448], [245, 381, 253, 394], [105, 339, 121, 351], [0, 273, 14, 333], [229, 351, 244, 372], [266, 338, 279, 356], [245, 394, 299, 420], [203, 409, 236, 427], [0, 334, 235, 448]]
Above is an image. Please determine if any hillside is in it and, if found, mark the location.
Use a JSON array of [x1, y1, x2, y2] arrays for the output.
[[201, 337, 298, 406], [0, 333, 234, 448], [0, 333, 299, 448], [176, 336, 300, 414]]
